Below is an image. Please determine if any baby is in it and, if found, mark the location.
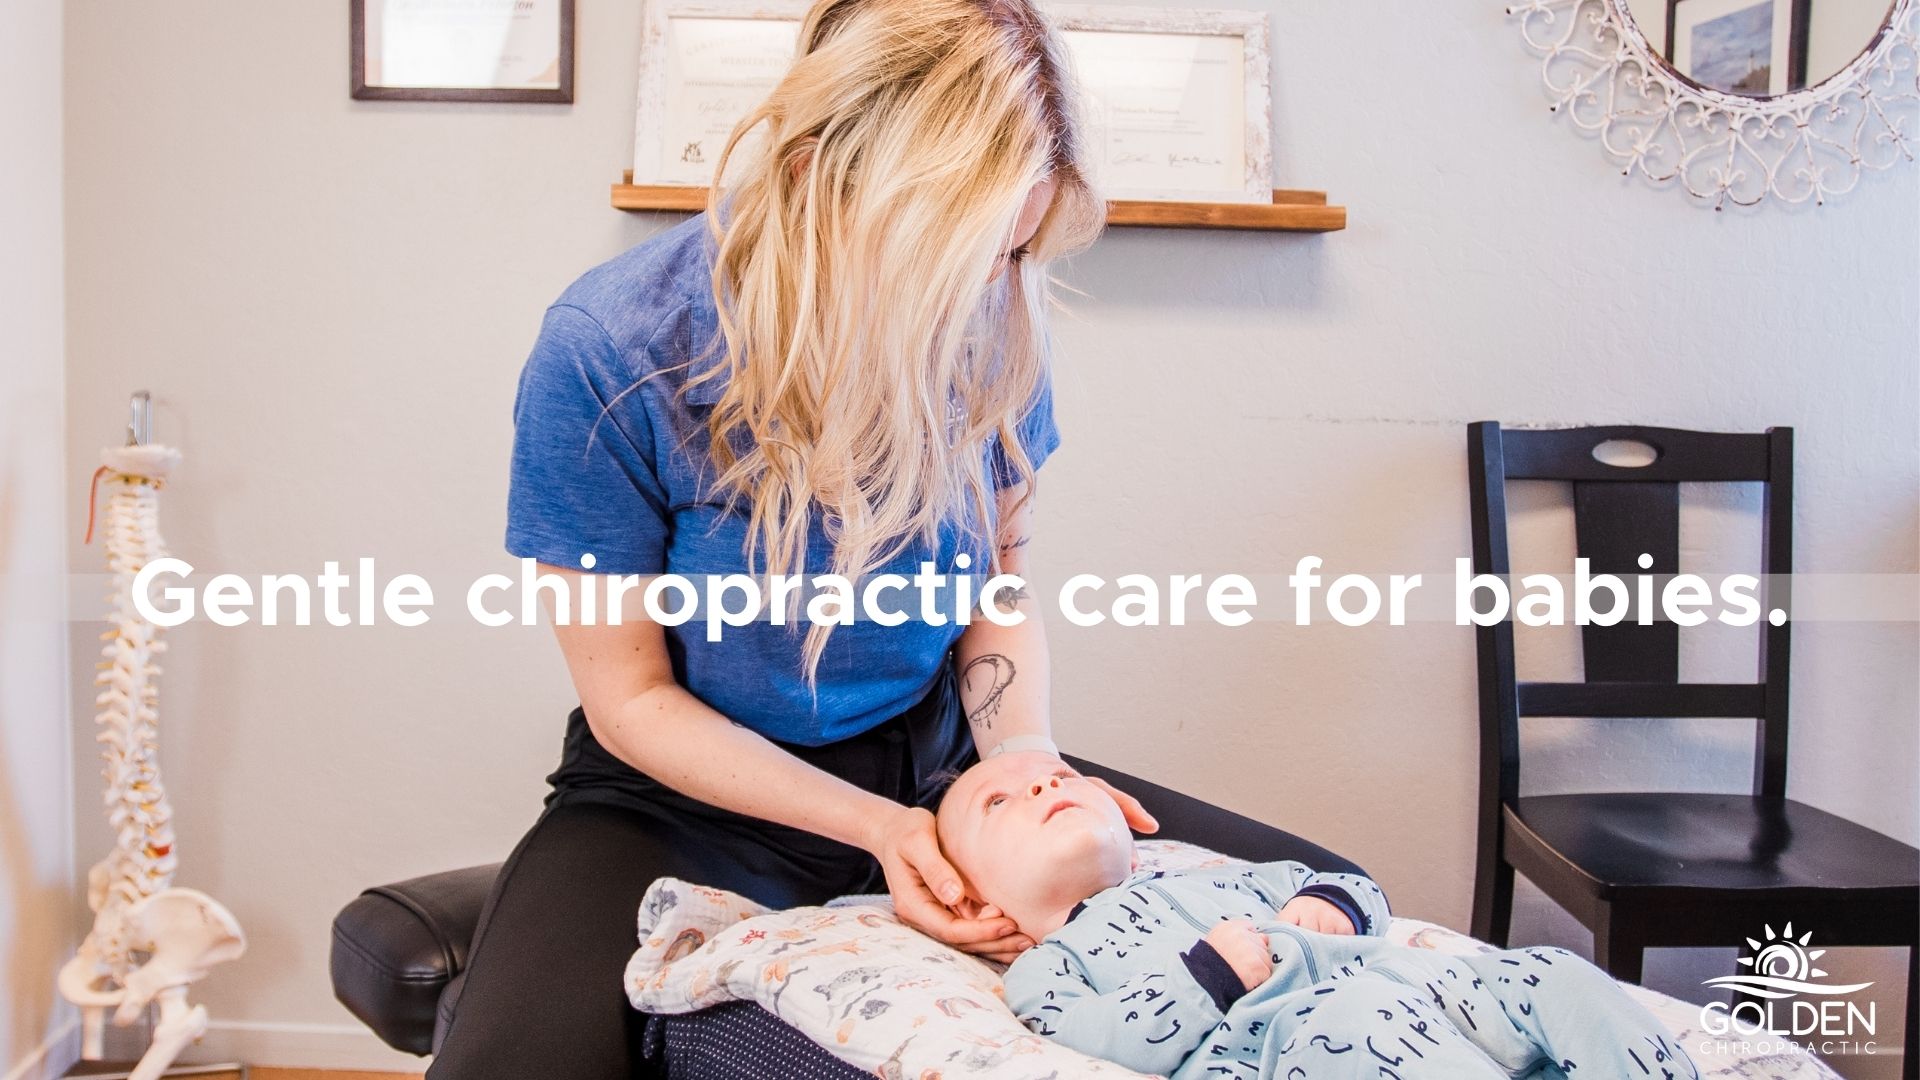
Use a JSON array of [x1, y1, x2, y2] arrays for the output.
[[935, 752, 1698, 1079]]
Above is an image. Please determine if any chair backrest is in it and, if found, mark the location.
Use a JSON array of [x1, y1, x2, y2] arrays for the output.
[[1466, 422, 1793, 804]]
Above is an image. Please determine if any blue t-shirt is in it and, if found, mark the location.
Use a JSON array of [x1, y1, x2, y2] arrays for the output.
[[505, 212, 1059, 745]]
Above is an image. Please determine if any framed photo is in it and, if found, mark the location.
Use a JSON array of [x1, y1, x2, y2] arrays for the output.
[[630, 0, 1273, 203], [1666, 0, 1810, 96], [352, 0, 575, 103]]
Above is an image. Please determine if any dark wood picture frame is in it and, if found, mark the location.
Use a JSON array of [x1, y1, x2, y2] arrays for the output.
[[351, 0, 575, 103], [1663, 0, 1811, 94]]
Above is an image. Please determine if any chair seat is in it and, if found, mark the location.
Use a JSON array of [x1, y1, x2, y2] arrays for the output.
[[1505, 793, 1920, 900]]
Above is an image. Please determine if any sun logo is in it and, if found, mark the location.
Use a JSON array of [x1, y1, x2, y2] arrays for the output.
[[1703, 923, 1872, 999], [1748, 923, 1819, 980]]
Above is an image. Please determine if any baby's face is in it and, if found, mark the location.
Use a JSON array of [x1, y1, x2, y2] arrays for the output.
[[936, 752, 1136, 920]]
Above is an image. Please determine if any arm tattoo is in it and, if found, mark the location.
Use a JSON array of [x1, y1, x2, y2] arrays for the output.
[[961, 654, 1016, 731], [980, 584, 1031, 618], [999, 534, 1032, 556]]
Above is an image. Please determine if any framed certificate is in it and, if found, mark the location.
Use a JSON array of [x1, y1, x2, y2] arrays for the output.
[[630, 1, 1273, 203], [632, 0, 809, 187], [352, 0, 576, 103], [1048, 6, 1272, 203]]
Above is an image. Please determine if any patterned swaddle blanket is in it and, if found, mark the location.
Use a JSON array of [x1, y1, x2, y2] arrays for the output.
[[624, 841, 1841, 1080]]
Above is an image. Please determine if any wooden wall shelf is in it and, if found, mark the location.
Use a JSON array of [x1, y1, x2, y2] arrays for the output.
[[1105, 189, 1345, 232], [612, 172, 1346, 233]]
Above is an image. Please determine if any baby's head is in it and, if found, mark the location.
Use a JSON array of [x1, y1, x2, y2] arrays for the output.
[[934, 752, 1137, 936]]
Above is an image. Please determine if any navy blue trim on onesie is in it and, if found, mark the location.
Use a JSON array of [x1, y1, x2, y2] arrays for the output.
[[1293, 883, 1371, 935], [1178, 940, 1249, 1013]]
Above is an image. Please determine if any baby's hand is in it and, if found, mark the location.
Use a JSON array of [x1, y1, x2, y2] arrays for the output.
[[1276, 895, 1355, 935], [1203, 919, 1272, 991]]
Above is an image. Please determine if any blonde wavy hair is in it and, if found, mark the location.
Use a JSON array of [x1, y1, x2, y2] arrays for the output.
[[690, 0, 1106, 681]]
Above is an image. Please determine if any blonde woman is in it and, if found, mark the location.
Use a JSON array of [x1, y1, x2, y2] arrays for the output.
[[429, 0, 1365, 1075]]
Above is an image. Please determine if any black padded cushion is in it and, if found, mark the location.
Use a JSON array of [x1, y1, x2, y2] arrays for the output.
[[433, 967, 469, 1054], [330, 863, 502, 1055]]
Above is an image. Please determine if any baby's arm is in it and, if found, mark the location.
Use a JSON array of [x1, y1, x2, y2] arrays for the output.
[[1248, 861, 1392, 936], [1002, 938, 1245, 1075]]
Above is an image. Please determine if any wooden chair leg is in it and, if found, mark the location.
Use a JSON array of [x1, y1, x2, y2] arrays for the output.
[[1593, 907, 1647, 984], [1470, 847, 1514, 946]]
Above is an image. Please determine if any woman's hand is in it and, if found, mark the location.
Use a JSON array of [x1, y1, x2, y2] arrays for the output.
[[866, 804, 1034, 964], [1083, 774, 1159, 835]]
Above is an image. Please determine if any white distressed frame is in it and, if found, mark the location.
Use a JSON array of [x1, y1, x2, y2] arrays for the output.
[[631, 0, 1274, 203], [1507, 0, 1918, 208], [1046, 4, 1273, 202], [631, 0, 809, 190]]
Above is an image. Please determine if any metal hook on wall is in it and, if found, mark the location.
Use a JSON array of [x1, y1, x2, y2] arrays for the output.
[[127, 390, 152, 447]]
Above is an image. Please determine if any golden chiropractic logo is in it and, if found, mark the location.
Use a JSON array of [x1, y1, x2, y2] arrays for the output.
[[1698, 923, 1878, 1059]]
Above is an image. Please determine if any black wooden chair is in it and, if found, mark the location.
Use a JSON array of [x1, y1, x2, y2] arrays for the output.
[[1465, 422, 1917, 1074]]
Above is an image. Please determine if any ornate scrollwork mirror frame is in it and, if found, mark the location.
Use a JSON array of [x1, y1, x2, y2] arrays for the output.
[[1507, 0, 1917, 207]]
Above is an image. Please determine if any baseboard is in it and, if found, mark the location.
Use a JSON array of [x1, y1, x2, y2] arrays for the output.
[[61, 1060, 418, 1068], [177, 1023, 424, 1074], [251, 1071, 423, 1080], [3, 1020, 80, 1080], [8, 1017, 422, 1078]]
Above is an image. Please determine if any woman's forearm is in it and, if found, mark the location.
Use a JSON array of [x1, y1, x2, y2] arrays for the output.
[[589, 680, 902, 852], [954, 479, 1053, 755], [954, 579, 1052, 754], [543, 584, 902, 854]]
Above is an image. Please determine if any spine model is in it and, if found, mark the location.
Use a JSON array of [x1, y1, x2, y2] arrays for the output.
[[58, 443, 245, 1080]]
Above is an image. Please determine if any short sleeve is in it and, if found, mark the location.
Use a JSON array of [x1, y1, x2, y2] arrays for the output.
[[989, 369, 1062, 489], [505, 304, 671, 574]]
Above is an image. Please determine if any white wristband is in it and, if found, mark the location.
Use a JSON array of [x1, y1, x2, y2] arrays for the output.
[[985, 734, 1059, 759]]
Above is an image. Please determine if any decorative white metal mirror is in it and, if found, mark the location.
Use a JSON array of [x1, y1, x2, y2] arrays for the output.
[[1507, 0, 1917, 207]]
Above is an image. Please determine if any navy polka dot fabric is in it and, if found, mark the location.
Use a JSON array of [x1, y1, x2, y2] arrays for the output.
[[643, 1001, 869, 1080]]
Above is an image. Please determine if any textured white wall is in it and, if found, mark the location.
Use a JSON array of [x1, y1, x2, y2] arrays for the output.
[[60, 0, 1916, 1074], [1, 1, 76, 1077]]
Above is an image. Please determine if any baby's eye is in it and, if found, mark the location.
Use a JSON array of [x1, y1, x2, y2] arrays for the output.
[[986, 795, 1007, 810]]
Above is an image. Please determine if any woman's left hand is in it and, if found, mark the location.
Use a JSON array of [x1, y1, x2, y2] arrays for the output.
[[1083, 774, 1159, 834], [867, 804, 1034, 963]]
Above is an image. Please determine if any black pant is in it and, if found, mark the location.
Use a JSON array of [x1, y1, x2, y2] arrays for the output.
[[425, 666, 1366, 1080]]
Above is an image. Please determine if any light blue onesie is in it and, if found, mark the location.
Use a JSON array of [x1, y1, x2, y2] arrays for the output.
[[1001, 862, 1697, 1079]]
